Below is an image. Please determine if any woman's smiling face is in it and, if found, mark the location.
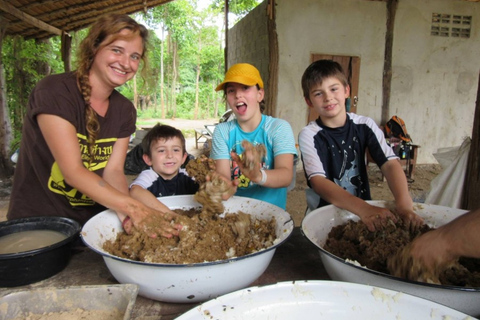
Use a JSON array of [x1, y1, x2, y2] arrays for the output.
[[90, 29, 144, 89]]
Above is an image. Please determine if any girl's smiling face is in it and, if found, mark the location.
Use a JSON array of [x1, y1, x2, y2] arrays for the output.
[[225, 82, 264, 123]]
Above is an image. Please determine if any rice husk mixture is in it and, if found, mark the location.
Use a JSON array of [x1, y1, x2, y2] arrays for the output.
[[103, 145, 278, 264]]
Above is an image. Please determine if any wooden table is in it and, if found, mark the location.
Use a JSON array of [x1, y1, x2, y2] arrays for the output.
[[194, 128, 211, 149], [0, 228, 330, 319]]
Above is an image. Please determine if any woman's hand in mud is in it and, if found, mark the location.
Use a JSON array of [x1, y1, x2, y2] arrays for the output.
[[123, 208, 183, 239]]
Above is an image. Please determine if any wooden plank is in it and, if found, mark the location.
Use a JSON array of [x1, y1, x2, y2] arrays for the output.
[[0, 0, 64, 36]]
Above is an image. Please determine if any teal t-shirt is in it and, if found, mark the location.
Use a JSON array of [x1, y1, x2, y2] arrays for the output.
[[211, 115, 297, 209]]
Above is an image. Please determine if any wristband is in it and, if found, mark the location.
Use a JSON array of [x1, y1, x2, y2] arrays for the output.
[[258, 168, 267, 186], [122, 216, 131, 229]]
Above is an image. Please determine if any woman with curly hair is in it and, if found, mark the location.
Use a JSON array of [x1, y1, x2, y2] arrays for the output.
[[7, 13, 180, 238]]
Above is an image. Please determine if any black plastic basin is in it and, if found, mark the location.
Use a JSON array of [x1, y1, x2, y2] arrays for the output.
[[0, 216, 81, 287]]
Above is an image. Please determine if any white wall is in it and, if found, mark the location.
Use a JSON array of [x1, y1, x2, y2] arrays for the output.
[[390, 0, 479, 162], [276, 0, 480, 163]]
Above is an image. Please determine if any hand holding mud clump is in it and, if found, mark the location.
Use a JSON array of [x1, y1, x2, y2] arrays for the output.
[[185, 155, 216, 185], [231, 140, 266, 173], [186, 154, 235, 216]]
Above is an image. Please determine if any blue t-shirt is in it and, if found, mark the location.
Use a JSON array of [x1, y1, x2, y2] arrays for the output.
[[210, 115, 297, 209]]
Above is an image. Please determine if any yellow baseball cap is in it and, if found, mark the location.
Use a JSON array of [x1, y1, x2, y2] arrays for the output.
[[215, 63, 264, 91]]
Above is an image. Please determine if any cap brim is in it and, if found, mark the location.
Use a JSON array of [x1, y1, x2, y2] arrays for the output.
[[215, 75, 259, 92]]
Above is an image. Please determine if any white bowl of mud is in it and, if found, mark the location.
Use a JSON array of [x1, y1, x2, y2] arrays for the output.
[[301, 200, 480, 317], [81, 195, 294, 303]]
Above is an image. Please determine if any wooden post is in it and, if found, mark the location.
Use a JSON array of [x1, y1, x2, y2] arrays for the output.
[[461, 72, 480, 210], [381, 0, 398, 125], [224, 0, 229, 73], [61, 32, 72, 72], [266, 0, 278, 117]]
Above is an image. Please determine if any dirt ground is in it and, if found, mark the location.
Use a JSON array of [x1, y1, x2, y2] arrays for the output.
[[0, 118, 443, 226]]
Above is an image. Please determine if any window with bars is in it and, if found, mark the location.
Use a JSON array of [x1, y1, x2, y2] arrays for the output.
[[431, 13, 471, 38]]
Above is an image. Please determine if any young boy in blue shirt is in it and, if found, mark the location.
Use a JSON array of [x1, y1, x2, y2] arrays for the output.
[[298, 60, 423, 231], [130, 124, 198, 212]]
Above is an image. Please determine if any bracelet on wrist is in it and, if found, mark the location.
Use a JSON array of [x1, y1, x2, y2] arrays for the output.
[[258, 168, 267, 186]]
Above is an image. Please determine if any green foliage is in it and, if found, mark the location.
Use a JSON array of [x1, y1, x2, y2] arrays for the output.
[[2, 36, 65, 151], [3, 0, 260, 145], [210, 0, 261, 19]]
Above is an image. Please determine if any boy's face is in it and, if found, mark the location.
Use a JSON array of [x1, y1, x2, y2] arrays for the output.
[[305, 76, 350, 127], [142, 137, 187, 180]]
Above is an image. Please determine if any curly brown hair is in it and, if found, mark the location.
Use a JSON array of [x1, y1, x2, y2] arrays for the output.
[[76, 13, 149, 166]]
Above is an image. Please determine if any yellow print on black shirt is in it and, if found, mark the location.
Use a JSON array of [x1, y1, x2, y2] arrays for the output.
[[47, 133, 117, 206]]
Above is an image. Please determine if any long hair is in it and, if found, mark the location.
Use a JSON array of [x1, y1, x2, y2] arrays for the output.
[[76, 13, 149, 167]]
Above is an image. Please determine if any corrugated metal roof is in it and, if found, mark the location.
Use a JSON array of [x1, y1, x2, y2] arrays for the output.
[[0, 0, 173, 40]]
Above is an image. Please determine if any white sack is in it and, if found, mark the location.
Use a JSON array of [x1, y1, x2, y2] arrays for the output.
[[424, 137, 471, 208]]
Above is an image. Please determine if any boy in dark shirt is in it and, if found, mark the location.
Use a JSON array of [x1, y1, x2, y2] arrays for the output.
[[130, 124, 198, 211], [298, 60, 423, 231]]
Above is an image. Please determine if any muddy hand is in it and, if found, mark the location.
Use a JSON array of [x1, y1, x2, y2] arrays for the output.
[[205, 172, 236, 201], [388, 242, 441, 284], [231, 141, 266, 180], [388, 228, 458, 284], [195, 172, 237, 214], [396, 207, 424, 232], [241, 140, 266, 171], [361, 206, 397, 232], [130, 210, 182, 239]]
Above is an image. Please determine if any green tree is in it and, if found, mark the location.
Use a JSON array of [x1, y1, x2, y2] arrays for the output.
[[2, 36, 64, 151], [211, 0, 261, 21]]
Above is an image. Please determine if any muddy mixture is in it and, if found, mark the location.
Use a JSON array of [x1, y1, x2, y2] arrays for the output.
[[324, 219, 480, 287], [103, 144, 278, 264]]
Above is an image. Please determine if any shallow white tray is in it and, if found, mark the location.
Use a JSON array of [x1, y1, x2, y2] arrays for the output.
[[0, 284, 138, 320], [176, 280, 474, 320]]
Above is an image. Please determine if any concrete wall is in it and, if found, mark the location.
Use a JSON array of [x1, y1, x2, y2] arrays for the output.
[[227, 1, 270, 90], [228, 0, 480, 163]]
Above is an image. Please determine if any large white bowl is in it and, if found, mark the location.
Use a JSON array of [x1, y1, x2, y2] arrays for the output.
[[301, 200, 480, 317], [175, 280, 473, 319], [81, 195, 294, 303]]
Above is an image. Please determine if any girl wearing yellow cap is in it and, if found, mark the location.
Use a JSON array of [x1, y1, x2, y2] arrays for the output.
[[211, 63, 297, 209]]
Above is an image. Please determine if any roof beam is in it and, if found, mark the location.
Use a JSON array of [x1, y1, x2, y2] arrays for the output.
[[0, 0, 64, 36]]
